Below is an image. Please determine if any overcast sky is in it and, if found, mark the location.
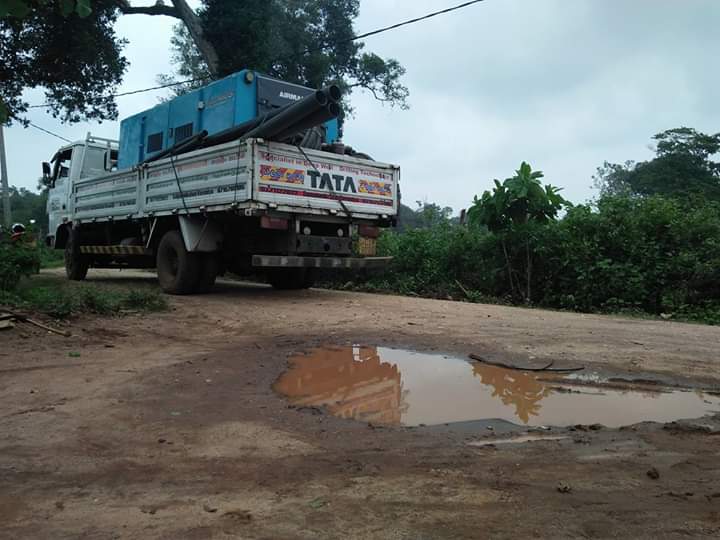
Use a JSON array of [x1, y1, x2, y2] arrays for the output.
[[5, 0, 720, 212]]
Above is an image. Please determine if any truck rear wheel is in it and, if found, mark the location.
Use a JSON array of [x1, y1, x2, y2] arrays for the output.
[[268, 268, 315, 290], [65, 228, 89, 281], [195, 254, 219, 293], [156, 230, 200, 295]]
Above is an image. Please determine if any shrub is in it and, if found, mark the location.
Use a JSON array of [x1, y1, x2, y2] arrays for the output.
[[338, 194, 720, 324], [0, 243, 41, 291]]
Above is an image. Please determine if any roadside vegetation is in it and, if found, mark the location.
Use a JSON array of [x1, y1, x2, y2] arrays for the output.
[[332, 128, 720, 325], [0, 242, 167, 319]]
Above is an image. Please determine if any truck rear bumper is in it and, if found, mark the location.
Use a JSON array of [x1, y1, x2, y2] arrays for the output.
[[252, 255, 392, 269]]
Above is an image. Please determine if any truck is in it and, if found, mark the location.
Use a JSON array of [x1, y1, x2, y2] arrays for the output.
[[43, 70, 400, 294]]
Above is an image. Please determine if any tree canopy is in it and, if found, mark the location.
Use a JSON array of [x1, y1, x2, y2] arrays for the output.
[[159, 0, 409, 122], [0, 0, 127, 124], [1, 0, 408, 125], [594, 127, 720, 202]]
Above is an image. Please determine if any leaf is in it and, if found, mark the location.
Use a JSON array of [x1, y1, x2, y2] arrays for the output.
[[0, 0, 30, 18], [75, 0, 92, 17], [60, 0, 75, 16], [0, 99, 8, 124]]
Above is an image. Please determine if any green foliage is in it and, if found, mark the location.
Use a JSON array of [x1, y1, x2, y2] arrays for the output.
[[468, 162, 566, 232], [1, 276, 168, 318], [1, 0, 126, 124], [161, 0, 408, 121], [0, 186, 48, 232], [37, 243, 64, 268], [0, 0, 91, 19], [0, 242, 40, 290], [368, 224, 495, 298], [594, 128, 720, 202], [535, 195, 720, 316], [397, 202, 454, 231], [467, 162, 567, 303], [339, 192, 720, 325]]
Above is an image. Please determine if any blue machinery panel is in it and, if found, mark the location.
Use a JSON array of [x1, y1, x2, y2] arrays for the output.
[[117, 70, 340, 169]]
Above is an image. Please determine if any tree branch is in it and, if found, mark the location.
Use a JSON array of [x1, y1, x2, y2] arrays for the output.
[[115, 0, 219, 77], [116, 1, 180, 18]]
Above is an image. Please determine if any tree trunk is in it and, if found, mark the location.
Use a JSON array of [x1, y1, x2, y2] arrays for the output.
[[501, 238, 516, 299], [525, 237, 531, 304], [170, 0, 219, 76], [117, 0, 220, 77]]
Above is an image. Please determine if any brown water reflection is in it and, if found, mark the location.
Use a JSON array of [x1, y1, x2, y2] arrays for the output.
[[472, 365, 552, 424], [273, 346, 406, 424], [274, 346, 720, 427]]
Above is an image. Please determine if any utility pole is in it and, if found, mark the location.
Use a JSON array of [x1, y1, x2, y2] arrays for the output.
[[0, 124, 11, 229]]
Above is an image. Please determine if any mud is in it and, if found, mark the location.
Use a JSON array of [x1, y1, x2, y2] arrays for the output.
[[1, 269, 720, 539]]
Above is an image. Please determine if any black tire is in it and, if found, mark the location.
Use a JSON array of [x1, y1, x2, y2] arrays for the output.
[[195, 254, 220, 293], [268, 268, 316, 290], [65, 228, 89, 281], [156, 230, 201, 295]]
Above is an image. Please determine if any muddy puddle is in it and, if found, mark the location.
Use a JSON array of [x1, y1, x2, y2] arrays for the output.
[[274, 346, 720, 428]]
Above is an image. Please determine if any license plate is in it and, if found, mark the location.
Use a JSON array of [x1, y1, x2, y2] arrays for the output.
[[358, 237, 377, 256]]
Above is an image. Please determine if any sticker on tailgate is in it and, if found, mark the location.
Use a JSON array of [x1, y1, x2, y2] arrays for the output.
[[259, 165, 305, 185], [258, 152, 395, 207]]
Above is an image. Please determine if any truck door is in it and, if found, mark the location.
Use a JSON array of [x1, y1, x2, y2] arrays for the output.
[[46, 146, 74, 245]]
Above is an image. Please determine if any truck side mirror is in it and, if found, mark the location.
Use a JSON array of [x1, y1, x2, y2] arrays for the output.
[[42, 162, 51, 177]]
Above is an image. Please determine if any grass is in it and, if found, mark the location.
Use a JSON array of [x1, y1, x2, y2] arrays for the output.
[[38, 245, 66, 269], [0, 275, 169, 319]]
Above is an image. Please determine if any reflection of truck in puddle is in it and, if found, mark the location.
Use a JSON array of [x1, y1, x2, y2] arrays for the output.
[[273, 346, 406, 425]]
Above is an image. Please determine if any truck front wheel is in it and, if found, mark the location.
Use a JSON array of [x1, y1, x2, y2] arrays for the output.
[[156, 230, 200, 295], [65, 228, 89, 281]]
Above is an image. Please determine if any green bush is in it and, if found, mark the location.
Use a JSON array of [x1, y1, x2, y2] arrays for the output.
[[339, 194, 720, 324], [536, 196, 720, 315], [0, 243, 41, 291]]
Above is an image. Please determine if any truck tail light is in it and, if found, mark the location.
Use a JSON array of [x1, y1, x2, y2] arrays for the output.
[[261, 216, 288, 230], [358, 224, 380, 239]]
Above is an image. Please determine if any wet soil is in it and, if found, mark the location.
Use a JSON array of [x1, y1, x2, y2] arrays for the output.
[[1, 269, 720, 539]]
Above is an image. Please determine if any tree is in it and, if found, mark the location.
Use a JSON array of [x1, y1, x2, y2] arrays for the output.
[[592, 160, 635, 197], [2, 0, 408, 126], [0, 185, 48, 230], [467, 162, 567, 303], [594, 128, 720, 202], [1, 0, 127, 124], [156, 0, 409, 120]]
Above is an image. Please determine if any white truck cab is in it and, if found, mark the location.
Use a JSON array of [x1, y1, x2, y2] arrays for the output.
[[44, 133, 118, 247]]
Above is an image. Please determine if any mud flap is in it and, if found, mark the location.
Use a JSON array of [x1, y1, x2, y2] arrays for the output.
[[178, 215, 223, 253]]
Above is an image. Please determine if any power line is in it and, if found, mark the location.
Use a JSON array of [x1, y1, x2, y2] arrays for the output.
[[28, 122, 72, 143], [27, 0, 486, 108], [340, 0, 486, 46]]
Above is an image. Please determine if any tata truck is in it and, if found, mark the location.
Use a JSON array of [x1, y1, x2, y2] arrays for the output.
[[43, 70, 399, 294]]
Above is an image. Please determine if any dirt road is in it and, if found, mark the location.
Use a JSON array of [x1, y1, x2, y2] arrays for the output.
[[2, 270, 720, 539]]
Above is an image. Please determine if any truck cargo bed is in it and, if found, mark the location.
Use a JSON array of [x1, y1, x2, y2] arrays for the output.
[[70, 139, 399, 223]]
